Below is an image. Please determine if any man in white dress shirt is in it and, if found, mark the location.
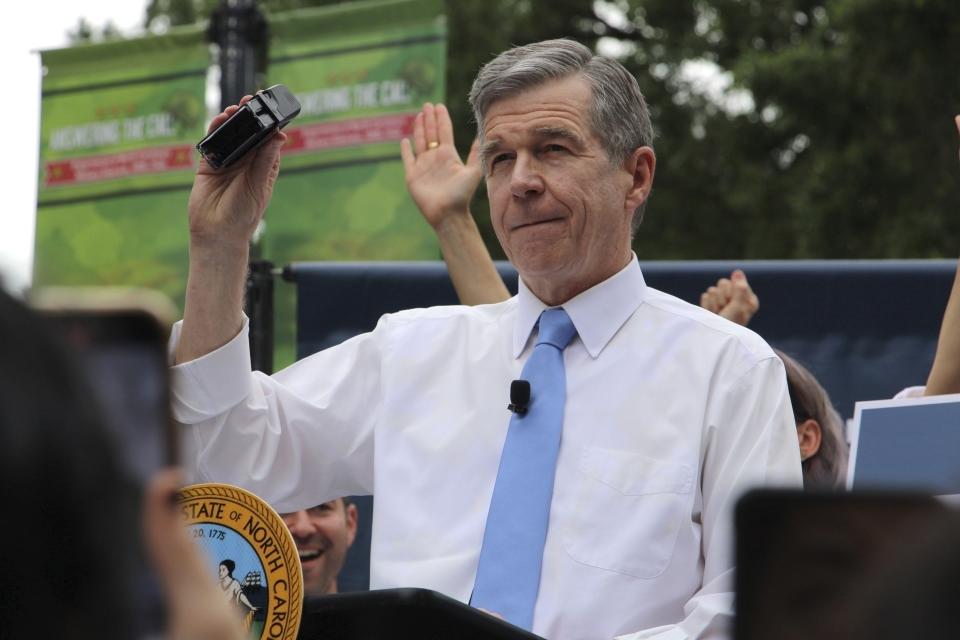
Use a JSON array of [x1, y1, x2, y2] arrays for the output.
[[172, 39, 801, 639]]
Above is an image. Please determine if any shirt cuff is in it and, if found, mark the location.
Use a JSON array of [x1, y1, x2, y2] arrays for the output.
[[169, 316, 252, 423]]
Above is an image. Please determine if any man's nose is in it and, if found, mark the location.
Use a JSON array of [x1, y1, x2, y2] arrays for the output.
[[509, 154, 544, 199], [286, 511, 316, 538]]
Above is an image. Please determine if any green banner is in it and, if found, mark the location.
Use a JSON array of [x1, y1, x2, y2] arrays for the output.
[[265, 0, 446, 366], [35, 26, 209, 306], [33, 1, 445, 369]]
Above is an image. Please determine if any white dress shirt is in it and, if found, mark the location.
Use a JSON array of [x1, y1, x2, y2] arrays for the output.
[[171, 256, 802, 640]]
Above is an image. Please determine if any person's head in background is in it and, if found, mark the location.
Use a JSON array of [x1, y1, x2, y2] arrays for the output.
[[699, 274, 848, 488], [281, 499, 358, 596], [0, 289, 246, 640], [776, 348, 848, 489], [0, 288, 141, 639]]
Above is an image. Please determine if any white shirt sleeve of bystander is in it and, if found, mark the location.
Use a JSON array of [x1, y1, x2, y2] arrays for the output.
[[893, 385, 926, 399]]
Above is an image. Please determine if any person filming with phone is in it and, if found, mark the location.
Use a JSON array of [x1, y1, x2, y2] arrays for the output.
[[0, 287, 249, 640], [171, 39, 801, 639]]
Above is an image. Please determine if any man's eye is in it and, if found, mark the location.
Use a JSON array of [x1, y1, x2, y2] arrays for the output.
[[543, 144, 567, 153], [308, 503, 334, 515]]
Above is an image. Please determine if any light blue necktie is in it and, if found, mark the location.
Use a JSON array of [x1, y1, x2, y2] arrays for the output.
[[472, 308, 577, 630]]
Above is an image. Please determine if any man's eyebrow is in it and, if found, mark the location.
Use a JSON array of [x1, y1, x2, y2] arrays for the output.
[[479, 139, 502, 162], [478, 138, 505, 169], [533, 126, 586, 148], [478, 126, 586, 167]]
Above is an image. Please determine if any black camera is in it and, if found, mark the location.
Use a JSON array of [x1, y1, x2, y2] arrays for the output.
[[197, 84, 301, 170]]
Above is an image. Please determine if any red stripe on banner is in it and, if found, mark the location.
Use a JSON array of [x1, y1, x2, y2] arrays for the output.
[[282, 113, 416, 155], [45, 145, 196, 186]]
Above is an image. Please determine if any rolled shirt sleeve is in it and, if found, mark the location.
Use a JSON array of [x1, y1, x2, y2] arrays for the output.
[[169, 315, 380, 512]]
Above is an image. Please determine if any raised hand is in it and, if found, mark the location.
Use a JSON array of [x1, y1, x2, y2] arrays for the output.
[[923, 114, 960, 395], [956, 115, 960, 163], [176, 98, 288, 364], [400, 102, 482, 230], [398, 102, 509, 306], [188, 96, 288, 251], [700, 269, 760, 327]]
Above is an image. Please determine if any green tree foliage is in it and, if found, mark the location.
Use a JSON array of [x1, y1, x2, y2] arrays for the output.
[[135, 0, 960, 259], [67, 17, 122, 43], [628, 0, 960, 259], [144, 0, 220, 28]]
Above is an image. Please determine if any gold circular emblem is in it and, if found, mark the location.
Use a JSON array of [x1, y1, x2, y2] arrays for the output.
[[179, 483, 303, 640]]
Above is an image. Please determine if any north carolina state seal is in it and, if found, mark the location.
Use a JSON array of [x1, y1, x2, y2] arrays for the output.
[[179, 483, 302, 640]]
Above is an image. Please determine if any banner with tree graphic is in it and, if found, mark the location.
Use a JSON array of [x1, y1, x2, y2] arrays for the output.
[[35, 26, 209, 306], [35, 0, 446, 369], [265, 0, 446, 366]]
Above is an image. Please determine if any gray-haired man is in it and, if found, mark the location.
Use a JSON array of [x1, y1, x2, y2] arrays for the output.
[[172, 39, 801, 639]]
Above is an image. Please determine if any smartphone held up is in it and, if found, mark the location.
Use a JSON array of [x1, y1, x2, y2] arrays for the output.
[[197, 84, 301, 170], [32, 287, 179, 637]]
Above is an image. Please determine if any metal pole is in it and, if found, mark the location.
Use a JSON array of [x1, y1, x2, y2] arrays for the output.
[[245, 260, 275, 374], [208, 0, 268, 109], [208, 0, 274, 373]]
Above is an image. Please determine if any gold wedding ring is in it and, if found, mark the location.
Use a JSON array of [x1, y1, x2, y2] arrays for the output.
[[427, 141, 439, 149]]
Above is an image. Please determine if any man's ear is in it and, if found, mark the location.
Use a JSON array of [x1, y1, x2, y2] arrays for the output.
[[623, 146, 656, 213], [345, 503, 359, 547], [796, 418, 823, 461]]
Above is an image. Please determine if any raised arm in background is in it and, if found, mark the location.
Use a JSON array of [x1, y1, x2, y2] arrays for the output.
[[923, 116, 960, 396], [401, 102, 510, 305], [925, 259, 960, 395], [175, 97, 287, 364], [699, 269, 760, 327]]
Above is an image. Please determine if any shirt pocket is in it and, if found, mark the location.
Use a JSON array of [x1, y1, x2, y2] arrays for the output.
[[561, 446, 695, 579]]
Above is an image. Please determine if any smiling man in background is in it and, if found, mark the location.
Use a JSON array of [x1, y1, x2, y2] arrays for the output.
[[281, 498, 358, 596]]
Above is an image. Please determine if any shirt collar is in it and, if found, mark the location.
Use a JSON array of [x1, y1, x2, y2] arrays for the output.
[[513, 254, 647, 359]]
